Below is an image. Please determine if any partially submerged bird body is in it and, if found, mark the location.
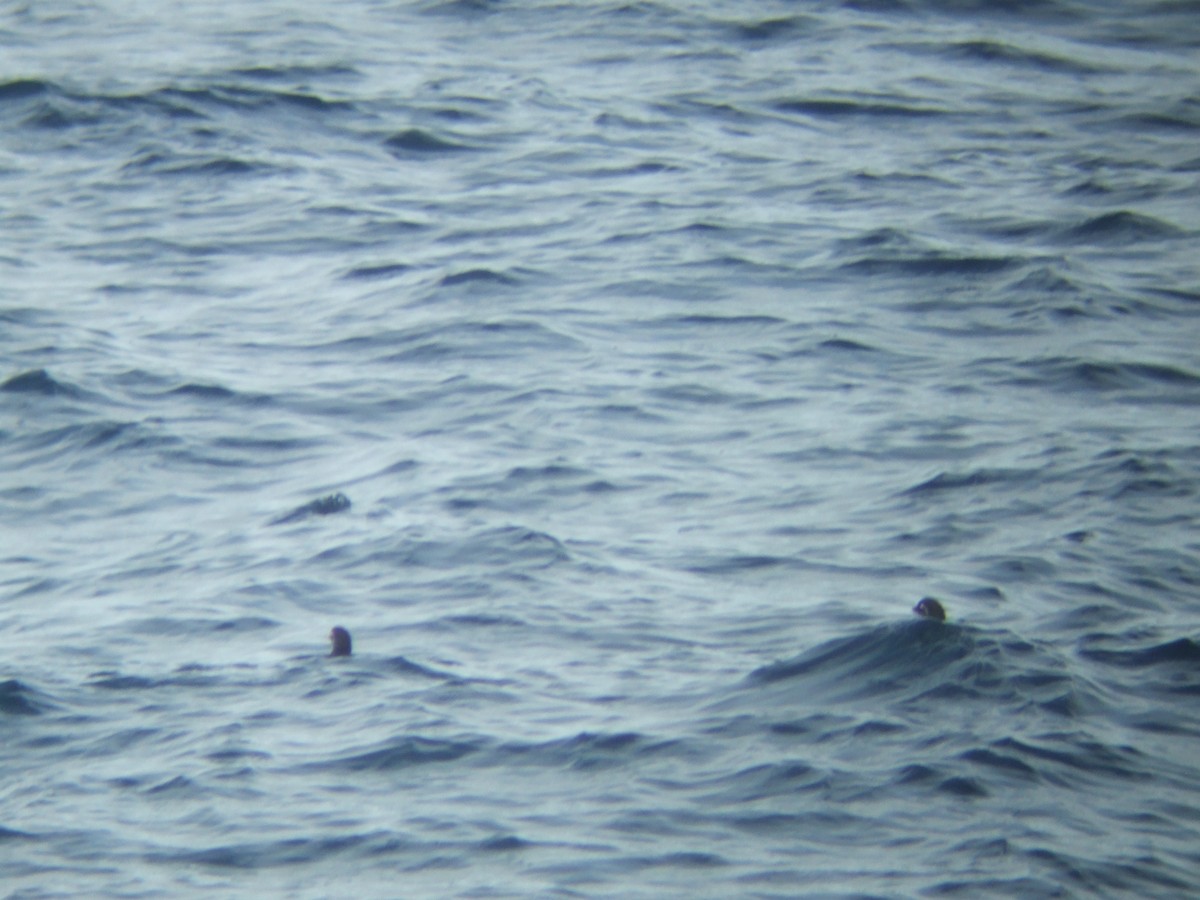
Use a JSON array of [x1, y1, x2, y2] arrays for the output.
[[329, 626, 352, 657]]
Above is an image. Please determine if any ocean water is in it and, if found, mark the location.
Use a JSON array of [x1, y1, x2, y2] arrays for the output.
[[2, 0, 1199, 896]]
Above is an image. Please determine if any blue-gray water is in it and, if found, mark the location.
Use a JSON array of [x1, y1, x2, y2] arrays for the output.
[[3, 1, 1199, 896]]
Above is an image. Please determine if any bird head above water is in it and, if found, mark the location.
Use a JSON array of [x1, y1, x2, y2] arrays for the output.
[[329, 626, 352, 657], [912, 597, 946, 621]]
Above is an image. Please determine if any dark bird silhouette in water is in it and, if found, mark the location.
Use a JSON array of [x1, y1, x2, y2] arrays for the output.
[[329, 626, 352, 657], [912, 597, 946, 621]]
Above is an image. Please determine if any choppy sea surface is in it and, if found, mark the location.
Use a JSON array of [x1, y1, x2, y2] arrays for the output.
[[3, 1, 1200, 896]]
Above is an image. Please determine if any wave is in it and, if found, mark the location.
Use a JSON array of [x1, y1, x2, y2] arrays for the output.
[[830, 227, 1022, 276], [985, 734, 1150, 784], [417, 0, 504, 17], [686, 554, 796, 576], [840, 252, 1019, 277], [154, 84, 357, 115], [939, 39, 1105, 74], [340, 261, 412, 281], [819, 337, 879, 353], [746, 620, 971, 689], [165, 382, 242, 401], [372, 319, 577, 365], [1079, 634, 1200, 669], [1056, 210, 1184, 245], [590, 159, 684, 178], [1005, 265, 1085, 297], [1, 78, 357, 135], [647, 313, 787, 330], [0, 679, 52, 716], [312, 736, 480, 772], [494, 731, 693, 772], [230, 63, 361, 83], [0, 79, 50, 102], [384, 128, 476, 156], [742, 620, 1082, 713], [0, 368, 81, 398], [1, 419, 180, 474], [902, 468, 1033, 496], [774, 96, 947, 119], [88, 673, 224, 691], [870, 0, 1085, 18], [122, 152, 279, 179], [125, 616, 281, 637], [379, 655, 460, 681], [438, 267, 518, 287], [1010, 358, 1200, 397], [305, 728, 694, 777], [647, 383, 736, 406], [145, 831, 405, 869], [724, 15, 813, 44], [144, 827, 541, 872], [1120, 110, 1200, 133], [312, 524, 571, 573]]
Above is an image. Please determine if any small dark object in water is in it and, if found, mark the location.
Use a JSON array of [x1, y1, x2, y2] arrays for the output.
[[271, 492, 351, 525], [913, 597, 946, 621], [307, 493, 351, 516], [330, 626, 352, 657]]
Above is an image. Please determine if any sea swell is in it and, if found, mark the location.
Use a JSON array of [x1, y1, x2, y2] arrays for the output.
[[3, 0, 1200, 896]]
